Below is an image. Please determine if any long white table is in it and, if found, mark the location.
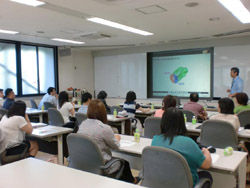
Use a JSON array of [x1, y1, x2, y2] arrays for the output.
[[26, 108, 47, 123], [31, 126, 72, 165], [0, 158, 144, 188], [113, 135, 247, 188]]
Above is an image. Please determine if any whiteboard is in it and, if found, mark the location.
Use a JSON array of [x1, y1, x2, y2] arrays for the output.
[[94, 45, 250, 98]]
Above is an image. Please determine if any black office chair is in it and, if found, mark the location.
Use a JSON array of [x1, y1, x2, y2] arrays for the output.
[[44, 102, 56, 110], [182, 110, 195, 122]]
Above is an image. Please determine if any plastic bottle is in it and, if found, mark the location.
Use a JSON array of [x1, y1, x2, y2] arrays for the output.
[[151, 104, 154, 110], [224, 146, 233, 156], [113, 109, 117, 118], [184, 114, 187, 123], [78, 100, 81, 106], [41, 105, 44, 111], [134, 128, 140, 143], [192, 116, 196, 124]]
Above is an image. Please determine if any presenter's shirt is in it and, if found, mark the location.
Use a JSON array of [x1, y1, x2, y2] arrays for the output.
[[231, 76, 243, 94], [234, 105, 250, 114], [152, 135, 205, 186]]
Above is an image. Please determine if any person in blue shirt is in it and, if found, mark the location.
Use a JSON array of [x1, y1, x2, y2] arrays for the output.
[[227, 67, 244, 98], [78, 92, 92, 114], [38, 87, 57, 109], [152, 107, 212, 187], [3, 88, 15, 110]]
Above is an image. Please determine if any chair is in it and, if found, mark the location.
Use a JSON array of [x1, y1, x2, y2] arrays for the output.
[[237, 110, 250, 127], [44, 102, 56, 110], [0, 108, 7, 120], [67, 133, 124, 178], [110, 106, 123, 114], [48, 108, 64, 126], [75, 112, 87, 125], [30, 99, 38, 109], [144, 117, 161, 139], [141, 146, 211, 188], [182, 110, 195, 122], [200, 120, 238, 150]]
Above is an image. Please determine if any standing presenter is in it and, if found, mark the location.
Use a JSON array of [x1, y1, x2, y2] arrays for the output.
[[227, 67, 244, 97]]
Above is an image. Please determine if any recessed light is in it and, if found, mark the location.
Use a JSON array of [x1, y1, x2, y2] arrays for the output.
[[10, 0, 45, 7], [185, 2, 199, 7], [36, 31, 45, 34], [51, 38, 85, 44], [87, 17, 153, 36], [0, 29, 19, 35]]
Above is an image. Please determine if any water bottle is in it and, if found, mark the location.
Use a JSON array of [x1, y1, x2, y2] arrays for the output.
[[192, 116, 197, 124], [134, 128, 140, 143], [113, 109, 117, 118], [41, 105, 44, 111], [151, 104, 154, 110], [78, 100, 81, 106], [184, 114, 187, 123]]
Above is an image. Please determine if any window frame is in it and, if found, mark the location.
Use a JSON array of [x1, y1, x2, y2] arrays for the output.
[[0, 39, 59, 97]]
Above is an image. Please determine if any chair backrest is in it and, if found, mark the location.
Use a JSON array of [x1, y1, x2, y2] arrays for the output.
[[67, 133, 105, 174], [44, 102, 56, 110], [237, 110, 250, 127], [200, 120, 238, 149], [0, 108, 7, 120], [144, 117, 162, 139], [29, 99, 38, 109], [182, 110, 195, 122], [110, 106, 123, 114], [141, 146, 193, 188], [75, 112, 87, 125], [48, 108, 65, 126]]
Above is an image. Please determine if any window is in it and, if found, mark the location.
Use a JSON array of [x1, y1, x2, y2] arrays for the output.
[[0, 40, 57, 96]]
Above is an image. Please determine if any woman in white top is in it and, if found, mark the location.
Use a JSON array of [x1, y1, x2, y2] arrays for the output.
[[210, 98, 240, 131], [58, 91, 75, 123], [0, 101, 39, 157]]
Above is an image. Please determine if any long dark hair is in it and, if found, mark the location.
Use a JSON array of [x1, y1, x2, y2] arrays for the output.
[[161, 107, 187, 144], [125, 91, 136, 103], [59, 91, 69, 108], [218, 98, 234, 114], [7, 100, 26, 118]]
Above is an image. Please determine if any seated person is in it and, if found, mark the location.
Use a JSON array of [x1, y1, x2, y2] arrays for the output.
[[234, 92, 250, 114], [78, 92, 92, 114], [77, 99, 138, 183], [210, 98, 240, 131], [58, 91, 75, 123], [3, 88, 15, 110], [0, 89, 4, 107], [154, 95, 177, 117], [0, 101, 39, 157], [97, 90, 111, 114], [183, 93, 207, 120], [152, 107, 212, 187], [38, 87, 57, 109]]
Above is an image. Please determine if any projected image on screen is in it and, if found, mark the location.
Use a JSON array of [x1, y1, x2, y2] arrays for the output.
[[148, 48, 213, 98]]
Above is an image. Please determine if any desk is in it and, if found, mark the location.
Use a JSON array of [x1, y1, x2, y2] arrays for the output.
[[0, 158, 143, 188], [107, 115, 130, 134], [31, 126, 72, 165], [113, 135, 247, 188], [26, 108, 47, 123]]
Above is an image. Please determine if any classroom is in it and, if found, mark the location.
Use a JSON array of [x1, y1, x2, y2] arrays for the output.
[[0, 0, 250, 188]]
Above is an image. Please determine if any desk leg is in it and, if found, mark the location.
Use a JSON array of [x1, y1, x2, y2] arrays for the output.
[[238, 156, 246, 188], [121, 121, 125, 135], [39, 114, 43, 123], [57, 135, 63, 165]]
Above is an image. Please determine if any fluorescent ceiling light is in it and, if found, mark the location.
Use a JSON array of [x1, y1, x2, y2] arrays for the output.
[[51, 38, 85, 44], [87, 17, 153, 36], [10, 0, 45, 7], [0, 29, 19, 34], [217, 0, 250, 24]]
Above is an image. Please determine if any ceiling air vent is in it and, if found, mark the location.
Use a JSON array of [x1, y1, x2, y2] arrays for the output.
[[213, 29, 250, 37]]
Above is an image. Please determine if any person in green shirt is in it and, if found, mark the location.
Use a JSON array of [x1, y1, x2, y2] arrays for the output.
[[152, 107, 212, 187], [234, 93, 250, 114]]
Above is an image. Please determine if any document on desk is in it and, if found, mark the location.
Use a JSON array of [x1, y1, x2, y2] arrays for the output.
[[31, 122, 47, 128], [120, 140, 136, 148], [211, 154, 219, 164]]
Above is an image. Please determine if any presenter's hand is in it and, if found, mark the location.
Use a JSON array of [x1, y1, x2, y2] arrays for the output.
[[226, 89, 231, 93]]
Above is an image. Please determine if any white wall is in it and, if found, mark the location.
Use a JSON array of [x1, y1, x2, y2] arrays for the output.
[[58, 48, 94, 95]]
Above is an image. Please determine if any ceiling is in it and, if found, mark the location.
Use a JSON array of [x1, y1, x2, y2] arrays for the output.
[[1, 0, 250, 49]]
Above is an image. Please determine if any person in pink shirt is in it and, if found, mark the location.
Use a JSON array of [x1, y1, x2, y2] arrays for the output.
[[183, 93, 207, 121], [154, 95, 177, 118]]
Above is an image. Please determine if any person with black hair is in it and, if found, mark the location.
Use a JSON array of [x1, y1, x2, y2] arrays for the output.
[[152, 107, 212, 187], [58, 91, 75, 123], [234, 92, 250, 114], [3, 88, 15, 110], [210, 98, 240, 131], [227, 67, 244, 98], [38, 87, 57, 109], [97, 90, 111, 114], [78, 92, 92, 114], [183, 93, 207, 120], [0, 101, 39, 157], [0, 89, 4, 107], [154, 95, 177, 117]]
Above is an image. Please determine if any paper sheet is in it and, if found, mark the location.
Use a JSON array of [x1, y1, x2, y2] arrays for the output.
[[211, 154, 220, 164], [120, 140, 136, 148]]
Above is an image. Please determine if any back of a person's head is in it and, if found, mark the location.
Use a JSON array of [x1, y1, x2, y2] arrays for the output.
[[190, 93, 199, 102], [7, 100, 26, 118], [231, 67, 239, 76], [47, 87, 55, 95], [236, 92, 248, 106], [59, 91, 69, 108], [5, 88, 13, 98], [87, 99, 107, 124], [218, 97, 234, 114], [125, 91, 136, 103], [0, 89, 3, 93], [163, 95, 177, 111], [97, 90, 107, 100], [160, 107, 186, 144], [81, 92, 92, 103]]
